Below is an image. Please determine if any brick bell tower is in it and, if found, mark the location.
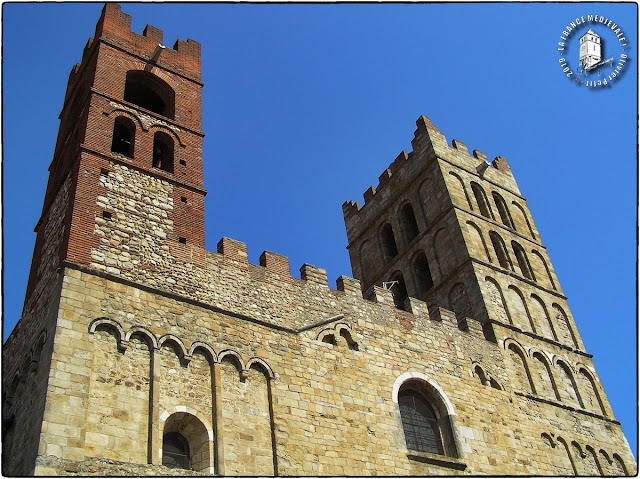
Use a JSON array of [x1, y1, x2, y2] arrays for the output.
[[343, 115, 589, 355], [26, 3, 205, 303], [3, 5, 205, 474]]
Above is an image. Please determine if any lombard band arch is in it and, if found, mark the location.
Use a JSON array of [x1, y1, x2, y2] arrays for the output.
[[466, 221, 492, 262], [511, 200, 536, 239], [557, 436, 578, 475], [189, 341, 218, 364], [575, 363, 607, 416], [158, 334, 191, 362], [89, 317, 124, 338], [89, 317, 128, 351], [485, 276, 513, 325], [218, 349, 245, 370], [612, 453, 629, 475], [246, 357, 275, 379], [125, 325, 159, 350], [447, 171, 473, 210]]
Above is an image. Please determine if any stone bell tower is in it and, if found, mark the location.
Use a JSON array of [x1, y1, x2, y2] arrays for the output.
[[342, 116, 632, 475], [3, 4, 205, 474], [342, 116, 614, 419], [343, 116, 586, 352]]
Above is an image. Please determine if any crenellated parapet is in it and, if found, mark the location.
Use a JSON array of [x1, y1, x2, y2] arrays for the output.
[[94, 3, 201, 81], [80, 225, 487, 343], [339, 114, 583, 385], [343, 116, 520, 236], [64, 4, 201, 112]]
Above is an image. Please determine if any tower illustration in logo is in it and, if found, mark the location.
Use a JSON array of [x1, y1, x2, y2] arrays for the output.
[[579, 29, 613, 72]]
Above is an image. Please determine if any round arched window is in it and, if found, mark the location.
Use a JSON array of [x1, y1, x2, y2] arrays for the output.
[[162, 431, 190, 470], [398, 389, 443, 455]]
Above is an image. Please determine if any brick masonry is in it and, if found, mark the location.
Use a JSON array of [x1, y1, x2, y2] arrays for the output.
[[2, 3, 636, 477]]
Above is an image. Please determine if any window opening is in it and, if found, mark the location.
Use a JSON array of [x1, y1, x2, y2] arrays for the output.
[[380, 223, 398, 263], [512, 242, 535, 281], [490, 233, 512, 270], [400, 203, 420, 243], [111, 117, 135, 157], [322, 334, 337, 345], [339, 329, 359, 350], [398, 389, 444, 455], [179, 237, 187, 244], [179, 159, 187, 166], [180, 196, 187, 203], [492, 192, 515, 230], [153, 132, 174, 173], [412, 251, 434, 295], [102, 211, 112, 220], [471, 183, 492, 218], [162, 432, 190, 470], [124, 71, 175, 119]]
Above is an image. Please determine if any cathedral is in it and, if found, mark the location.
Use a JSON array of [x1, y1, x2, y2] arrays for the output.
[[2, 4, 636, 476]]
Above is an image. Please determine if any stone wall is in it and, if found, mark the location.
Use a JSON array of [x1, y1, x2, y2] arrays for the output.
[[34, 456, 208, 476], [2, 173, 74, 476], [29, 260, 634, 476]]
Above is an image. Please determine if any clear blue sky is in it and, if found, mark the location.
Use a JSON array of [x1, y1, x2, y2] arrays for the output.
[[2, 2, 637, 456]]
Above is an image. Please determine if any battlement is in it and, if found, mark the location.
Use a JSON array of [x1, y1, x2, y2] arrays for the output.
[[63, 4, 202, 123], [94, 3, 201, 81], [87, 212, 483, 339], [208, 236, 483, 337], [342, 115, 518, 222]]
